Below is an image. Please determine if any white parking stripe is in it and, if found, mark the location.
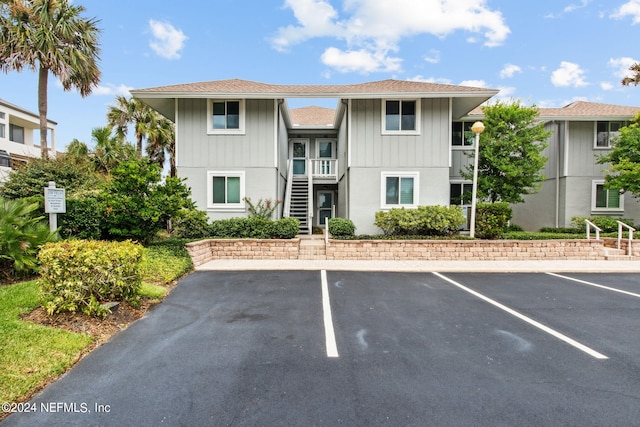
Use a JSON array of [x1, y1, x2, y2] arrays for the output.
[[433, 272, 608, 360], [546, 272, 640, 299], [321, 270, 339, 358]]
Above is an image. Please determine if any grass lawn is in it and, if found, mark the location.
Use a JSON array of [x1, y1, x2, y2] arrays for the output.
[[0, 238, 193, 407]]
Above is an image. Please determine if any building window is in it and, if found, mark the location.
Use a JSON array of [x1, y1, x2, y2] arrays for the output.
[[381, 172, 419, 208], [9, 124, 24, 144], [596, 121, 626, 148], [382, 100, 420, 134], [0, 123, 4, 139], [452, 122, 475, 147], [592, 180, 623, 211], [207, 100, 245, 134], [0, 150, 10, 167], [207, 171, 245, 210], [450, 182, 473, 205]]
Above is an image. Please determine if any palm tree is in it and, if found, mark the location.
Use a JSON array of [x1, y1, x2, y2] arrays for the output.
[[622, 63, 640, 86], [91, 126, 135, 173], [146, 115, 177, 177], [0, 0, 101, 159], [106, 96, 154, 155]]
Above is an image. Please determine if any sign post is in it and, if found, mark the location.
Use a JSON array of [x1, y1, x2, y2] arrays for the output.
[[44, 181, 66, 233]]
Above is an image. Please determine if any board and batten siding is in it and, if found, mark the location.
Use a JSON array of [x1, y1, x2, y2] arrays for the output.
[[176, 98, 276, 169], [350, 98, 450, 168], [566, 121, 607, 177]]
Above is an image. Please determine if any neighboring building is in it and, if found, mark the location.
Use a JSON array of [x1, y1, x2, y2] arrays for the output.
[[0, 99, 57, 182], [131, 79, 640, 234], [459, 102, 640, 231]]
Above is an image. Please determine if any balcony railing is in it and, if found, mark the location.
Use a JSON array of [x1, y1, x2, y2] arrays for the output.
[[311, 159, 338, 180]]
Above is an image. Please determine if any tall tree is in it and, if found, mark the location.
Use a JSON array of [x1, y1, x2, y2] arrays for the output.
[[91, 126, 136, 173], [146, 115, 177, 177], [622, 63, 640, 86], [0, 0, 101, 158], [461, 100, 551, 203], [597, 114, 640, 196], [106, 96, 154, 155]]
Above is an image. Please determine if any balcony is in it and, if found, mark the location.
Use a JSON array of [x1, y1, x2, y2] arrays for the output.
[[310, 158, 338, 181]]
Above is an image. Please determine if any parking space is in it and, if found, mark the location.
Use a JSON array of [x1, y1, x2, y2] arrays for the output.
[[4, 270, 640, 426]]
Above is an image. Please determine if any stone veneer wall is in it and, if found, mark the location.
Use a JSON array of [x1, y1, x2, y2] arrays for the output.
[[186, 238, 605, 266], [186, 238, 301, 266], [325, 239, 603, 261]]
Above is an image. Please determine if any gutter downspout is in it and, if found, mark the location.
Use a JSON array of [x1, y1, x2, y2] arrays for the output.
[[554, 121, 560, 229]]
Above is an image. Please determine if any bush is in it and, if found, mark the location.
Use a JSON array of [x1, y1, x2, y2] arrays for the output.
[[328, 218, 356, 237], [0, 198, 57, 277], [209, 217, 299, 239], [374, 205, 465, 236], [539, 227, 583, 234], [571, 216, 635, 233], [244, 197, 281, 220], [173, 209, 210, 239], [58, 194, 104, 240], [475, 202, 512, 239], [38, 240, 144, 318]]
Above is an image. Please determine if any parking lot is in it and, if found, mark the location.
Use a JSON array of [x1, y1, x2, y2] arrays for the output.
[[3, 270, 640, 426]]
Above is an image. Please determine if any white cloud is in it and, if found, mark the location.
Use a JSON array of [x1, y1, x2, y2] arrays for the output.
[[408, 75, 453, 85], [148, 20, 188, 60], [612, 0, 640, 24], [551, 61, 589, 87], [608, 56, 639, 79], [424, 49, 440, 64], [500, 64, 522, 79], [273, 0, 510, 73], [321, 47, 402, 73], [545, 0, 590, 18], [93, 83, 133, 96], [600, 82, 614, 90], [459, 79, 488, 88]]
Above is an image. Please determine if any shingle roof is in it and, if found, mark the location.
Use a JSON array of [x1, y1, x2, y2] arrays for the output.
[[289, 106, 336, 126], [467, 101, 640, 120], [133, 78, 495, 96]]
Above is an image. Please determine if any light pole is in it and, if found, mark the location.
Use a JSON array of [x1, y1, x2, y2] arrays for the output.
[[469, 121, 485, 238]]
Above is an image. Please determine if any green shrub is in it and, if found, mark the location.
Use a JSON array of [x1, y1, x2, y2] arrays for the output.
[[502, 231, 585, 240], [539, 227, 583, 234], [59, 195, 104, 240], [571, 216, 635, 233], [506, 223, 524, 232], [38, 240, 144, 318], [244, 197, 281, 220], [173, 209, 210, 239], [475, 202, 512, 239], [0, 198, 57, 277], [268, 217, 299, 239], [209, 217, 299, 239], [374, 205, 465, 236], [328, 218, 356, 237]]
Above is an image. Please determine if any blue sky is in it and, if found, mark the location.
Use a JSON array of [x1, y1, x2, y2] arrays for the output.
[[2, 0, 640, 150]]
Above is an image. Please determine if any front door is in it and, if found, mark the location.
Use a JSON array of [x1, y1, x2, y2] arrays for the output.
[[292, 140, 307, 175], [317, 191, 334, 226]]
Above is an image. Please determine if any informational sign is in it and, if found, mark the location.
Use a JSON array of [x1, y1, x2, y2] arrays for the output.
[[44, 183, 66, 213]]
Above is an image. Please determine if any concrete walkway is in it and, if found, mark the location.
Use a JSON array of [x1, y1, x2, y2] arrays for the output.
[[196, 258, 640, 273]]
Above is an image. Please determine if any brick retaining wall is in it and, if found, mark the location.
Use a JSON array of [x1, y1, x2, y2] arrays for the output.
[[325, 239, 603, 261], [186, 238, 606, 266]]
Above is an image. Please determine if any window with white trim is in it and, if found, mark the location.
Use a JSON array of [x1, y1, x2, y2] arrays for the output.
[[450, 182, 473, 205], [381, 172, 419, 208], [595, 121, 626, 148], [592, 180, 623, 211], [207, 171, 245, 210], [452, 122, 475, 147], [382, 100, 420, 134], [207, 100, 245, 134]]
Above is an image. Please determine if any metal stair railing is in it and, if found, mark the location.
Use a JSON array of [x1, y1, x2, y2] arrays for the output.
[[283, 159, 293, 218], [585, 219, 601, 240], [617, 221, 636, 256]]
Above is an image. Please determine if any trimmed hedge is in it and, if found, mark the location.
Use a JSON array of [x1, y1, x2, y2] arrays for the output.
[[374, 205, 465, 236], [571, 216, 635, 233], [475, 202, 512, 239], [328, 218, 356, 237], [38, 240, 144, 318], [209, 217, 299, 239]]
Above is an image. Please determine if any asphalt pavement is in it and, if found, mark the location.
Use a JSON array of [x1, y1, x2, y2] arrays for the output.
[[3, 269, 640, 426]]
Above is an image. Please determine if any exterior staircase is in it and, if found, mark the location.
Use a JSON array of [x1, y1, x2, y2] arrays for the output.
[[298, 235, 327, 260], [289, 176, 310, 234]]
